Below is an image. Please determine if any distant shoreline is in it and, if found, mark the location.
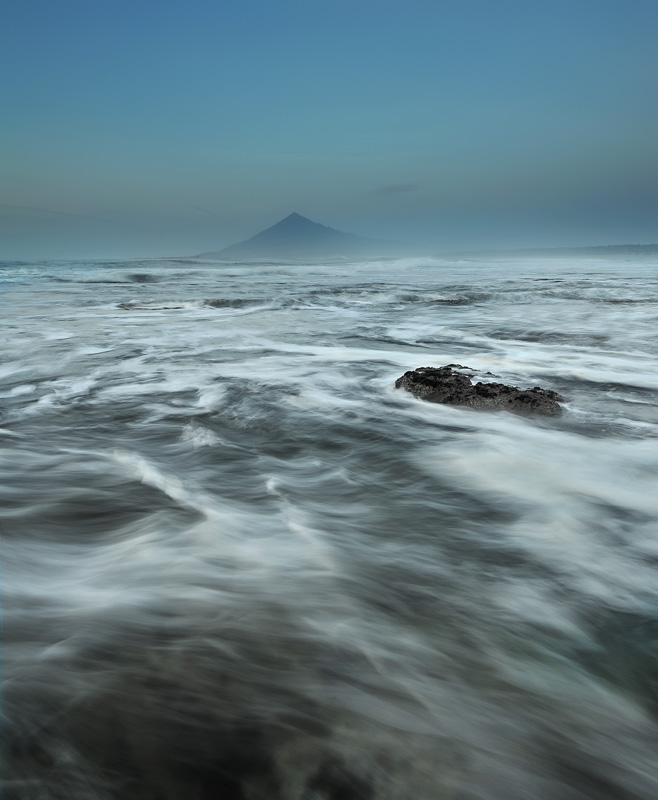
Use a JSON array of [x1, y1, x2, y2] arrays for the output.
[[445, 243, 658, 259]]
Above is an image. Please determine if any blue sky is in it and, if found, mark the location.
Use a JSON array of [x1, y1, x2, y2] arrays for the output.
[[2, 0, 657, 256]]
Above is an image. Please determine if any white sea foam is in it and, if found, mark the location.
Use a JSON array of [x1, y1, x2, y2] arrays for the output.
[[3, 254, 658, 799]]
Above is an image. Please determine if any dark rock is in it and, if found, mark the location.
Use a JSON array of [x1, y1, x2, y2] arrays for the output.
[[395, 366, 563, 417]]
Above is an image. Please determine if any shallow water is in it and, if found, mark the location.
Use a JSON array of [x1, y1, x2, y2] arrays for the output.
[[2, 254, 658, 799]]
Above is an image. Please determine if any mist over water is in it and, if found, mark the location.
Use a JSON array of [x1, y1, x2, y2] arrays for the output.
[[2, 255, 658, 799]]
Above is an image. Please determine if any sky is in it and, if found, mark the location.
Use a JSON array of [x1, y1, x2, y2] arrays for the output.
[[2, 0, 657, 257]]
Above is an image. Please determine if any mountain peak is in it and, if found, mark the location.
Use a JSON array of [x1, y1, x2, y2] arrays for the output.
[[193, 211, 390, 260], [273, 212, 324, 230], [199, 212, 375, 259]]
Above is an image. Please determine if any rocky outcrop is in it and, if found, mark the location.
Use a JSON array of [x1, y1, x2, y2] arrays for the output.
[[395, 365, 563, 416]]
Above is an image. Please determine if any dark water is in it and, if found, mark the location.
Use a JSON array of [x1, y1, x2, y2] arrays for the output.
[[2, 255, 658, 799]]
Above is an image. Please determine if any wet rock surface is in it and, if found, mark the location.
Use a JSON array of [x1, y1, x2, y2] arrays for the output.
[[395, 365, 563, 416]]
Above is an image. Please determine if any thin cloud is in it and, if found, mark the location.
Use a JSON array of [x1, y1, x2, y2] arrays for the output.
[[374, 183, 421, 195], [0, 203, 101, 220], [0, 203, 122, 227]]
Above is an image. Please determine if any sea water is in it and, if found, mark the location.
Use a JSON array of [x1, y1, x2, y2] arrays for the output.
[[2, 254, 658, 799]]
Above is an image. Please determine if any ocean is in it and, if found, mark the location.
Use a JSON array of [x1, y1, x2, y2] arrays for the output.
[[2, 254, 658, 799]]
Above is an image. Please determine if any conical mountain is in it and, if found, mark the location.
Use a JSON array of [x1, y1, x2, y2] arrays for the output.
[[198, 213, 377, 259]]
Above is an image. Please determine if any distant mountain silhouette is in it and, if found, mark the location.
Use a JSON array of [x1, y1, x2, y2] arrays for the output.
[[198, 213, 383, 259]]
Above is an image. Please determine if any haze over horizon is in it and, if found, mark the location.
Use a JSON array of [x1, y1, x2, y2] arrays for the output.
[[2, 0, 657, 259]]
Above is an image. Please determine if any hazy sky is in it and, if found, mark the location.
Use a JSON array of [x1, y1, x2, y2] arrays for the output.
[[2, 0, 657, 257]]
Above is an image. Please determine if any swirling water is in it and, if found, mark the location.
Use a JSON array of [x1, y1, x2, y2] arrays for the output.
[[2, 254, 658, 799]]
